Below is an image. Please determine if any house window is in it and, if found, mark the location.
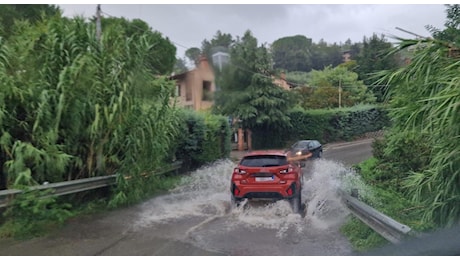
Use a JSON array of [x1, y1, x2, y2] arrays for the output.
[[202, 81, 212, 101], [186, 85, 192, 101], [175, 85, 181, 97]]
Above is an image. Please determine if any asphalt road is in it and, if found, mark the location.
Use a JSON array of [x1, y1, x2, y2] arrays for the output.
[[0, 138, 374, 256]]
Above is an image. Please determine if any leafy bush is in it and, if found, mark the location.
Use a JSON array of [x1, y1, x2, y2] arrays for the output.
[[0, 189, 73, 239], [174, 110, 231, 169], [248, 105, 389, 150], [368, 131, 431, 192], [343, 156, 435, 252], [284, 105, 389, 146]]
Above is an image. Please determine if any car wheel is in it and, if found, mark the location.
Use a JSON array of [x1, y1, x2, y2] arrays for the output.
[[231, 195, 242, 209], [290, 190, 302, 214], [318, 150, 323, 158]]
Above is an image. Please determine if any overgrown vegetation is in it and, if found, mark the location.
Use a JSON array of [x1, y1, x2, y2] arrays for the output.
[[375, 9, 460, 227], [0, 11, 232, 238], [283, 105, 389, 146], [0, 189, 73, 239], [290, 65, 376, 109], [174, 110, 231, 170], [0, 14, 181, 202], [341, 5, 460, 251], [342, 153, 435, 252]]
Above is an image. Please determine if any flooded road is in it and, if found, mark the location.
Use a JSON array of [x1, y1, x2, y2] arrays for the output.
[[129, 157, 361, 255], [0, 139, 374, 255]]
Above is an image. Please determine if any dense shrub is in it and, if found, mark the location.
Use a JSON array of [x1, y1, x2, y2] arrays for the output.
[[174, 110, 231, 170], [369, 131, 431, 192], [285, 105, 389, 146], [249, 105, 389, 150]]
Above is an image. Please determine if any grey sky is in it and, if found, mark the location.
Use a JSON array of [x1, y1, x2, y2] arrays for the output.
[[59, 4, 448, 59]]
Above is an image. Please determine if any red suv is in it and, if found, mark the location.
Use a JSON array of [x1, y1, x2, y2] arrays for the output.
[[230, 150, 303, 213]]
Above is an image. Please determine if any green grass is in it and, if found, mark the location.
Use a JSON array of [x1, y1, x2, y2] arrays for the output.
[[341, 157, 435, 252]]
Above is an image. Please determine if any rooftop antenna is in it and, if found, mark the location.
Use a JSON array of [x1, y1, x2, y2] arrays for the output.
[[395, 27, 428, 40]]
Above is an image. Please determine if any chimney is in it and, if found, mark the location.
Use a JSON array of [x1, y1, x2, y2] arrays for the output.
[[197, 55, 209, 69]]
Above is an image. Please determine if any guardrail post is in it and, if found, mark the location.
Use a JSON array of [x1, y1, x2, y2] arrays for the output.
[[351, 188, 359, 198]]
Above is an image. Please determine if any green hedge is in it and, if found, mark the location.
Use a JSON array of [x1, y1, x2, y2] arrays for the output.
[[174, 110, 231, 169], [251, 105, 390, 149], [288, 105, 389, 145]]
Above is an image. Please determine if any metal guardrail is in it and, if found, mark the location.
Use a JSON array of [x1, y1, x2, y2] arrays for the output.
[[338, 189, 414, 244], [0, 161, 182, 209], [0, 161, 413, 245]]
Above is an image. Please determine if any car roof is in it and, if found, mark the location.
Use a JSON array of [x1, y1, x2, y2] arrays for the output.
[[242, 150, 287, 157]]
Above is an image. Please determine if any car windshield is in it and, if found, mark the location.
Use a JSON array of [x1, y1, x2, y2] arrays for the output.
[[293, 141, 309, 149], [240, 155, 288, 167]]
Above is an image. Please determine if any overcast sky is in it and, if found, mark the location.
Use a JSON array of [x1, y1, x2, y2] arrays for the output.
[[59, 4, 448, 59]]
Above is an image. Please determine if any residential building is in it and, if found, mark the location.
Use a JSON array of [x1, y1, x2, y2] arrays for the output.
[[170, 56, 215, 111], [273, 72, 298, 90], [342, 50, 352, 62]]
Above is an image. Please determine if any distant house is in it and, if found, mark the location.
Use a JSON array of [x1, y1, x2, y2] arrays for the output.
[[342, 50, 352, 63], [273, 72, 300, 90], [170, 56, 215, 111], [170, 56, 297, 151]]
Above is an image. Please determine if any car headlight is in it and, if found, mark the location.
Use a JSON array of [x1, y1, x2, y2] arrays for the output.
[[296, 151, 302, 156]]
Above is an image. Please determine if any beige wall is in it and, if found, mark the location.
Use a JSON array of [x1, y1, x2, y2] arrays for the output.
[[172, 57, 215, 111], [273, 72, 291, 90]]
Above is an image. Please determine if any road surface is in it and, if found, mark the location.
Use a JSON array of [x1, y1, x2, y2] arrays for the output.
[[0, 138, 375, 256]]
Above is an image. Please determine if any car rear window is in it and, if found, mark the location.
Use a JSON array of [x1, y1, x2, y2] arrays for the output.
[[240, 155, 288, 167]]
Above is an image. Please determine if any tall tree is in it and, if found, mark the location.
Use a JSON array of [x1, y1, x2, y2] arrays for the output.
[[201, 30, 234, 60], [310, 39, 343, 70], [185, 47, 201, 66], [427, 4, 460, 44], [271, 35, 313, 72], [173, 57, 188, 74], [0, 4, 61, 38], [183, 30, 234, 68], [303, 65, 375, 109], [355, 33, 400, 102], [100, 17, 177, 75], [214, 30, 293, 148]]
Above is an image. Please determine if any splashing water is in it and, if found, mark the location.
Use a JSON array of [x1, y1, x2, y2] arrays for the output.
[[303, 159, 356, 229], [133, 157, 373, 240], [134, 159, 235, 228]]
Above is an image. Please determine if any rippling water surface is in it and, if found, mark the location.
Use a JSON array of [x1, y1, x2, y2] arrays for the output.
[[133, 158, 371, 255]]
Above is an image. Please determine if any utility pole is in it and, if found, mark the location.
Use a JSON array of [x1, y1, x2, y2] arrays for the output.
[[338, 77, 342, 108], [96, 4, 101, 42]]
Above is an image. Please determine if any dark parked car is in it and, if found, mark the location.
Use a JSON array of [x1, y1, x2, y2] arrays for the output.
[[286, 140, 323, 161]]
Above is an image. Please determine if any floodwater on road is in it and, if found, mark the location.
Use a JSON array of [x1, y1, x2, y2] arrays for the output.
[[0, 140, 376, 256], [131, 158, 369, 255]]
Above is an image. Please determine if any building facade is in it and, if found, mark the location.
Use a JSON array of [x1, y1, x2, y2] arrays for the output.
[[170, 56, 216, 111]]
